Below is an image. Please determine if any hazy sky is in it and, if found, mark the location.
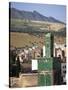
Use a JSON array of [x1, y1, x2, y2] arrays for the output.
[[10, 2, 66, 23]]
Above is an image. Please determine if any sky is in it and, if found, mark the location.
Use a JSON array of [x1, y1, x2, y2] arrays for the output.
[[10, 2, 66, 23]]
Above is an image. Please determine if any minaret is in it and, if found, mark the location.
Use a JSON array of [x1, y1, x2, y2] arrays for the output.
[[45, 33, 54, 57], [38, 33, 54, 86]]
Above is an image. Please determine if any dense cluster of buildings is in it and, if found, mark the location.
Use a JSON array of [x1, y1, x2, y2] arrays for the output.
[[10, 41, 66, 63]]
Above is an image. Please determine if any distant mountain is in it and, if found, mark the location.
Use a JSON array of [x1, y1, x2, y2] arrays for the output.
[[10, 8, 64, 24]]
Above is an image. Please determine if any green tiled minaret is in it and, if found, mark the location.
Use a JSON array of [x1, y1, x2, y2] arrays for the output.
[[38, 33, 54, 86]]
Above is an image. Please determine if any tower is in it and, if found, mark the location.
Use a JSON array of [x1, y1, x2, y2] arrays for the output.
[[38, 33, 54, 86]]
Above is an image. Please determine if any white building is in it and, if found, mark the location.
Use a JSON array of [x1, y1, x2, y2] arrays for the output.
[[54, 43, 66, 59]]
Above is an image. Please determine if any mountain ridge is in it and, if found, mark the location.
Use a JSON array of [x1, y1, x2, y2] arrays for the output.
[[10, 8, 65, 24]]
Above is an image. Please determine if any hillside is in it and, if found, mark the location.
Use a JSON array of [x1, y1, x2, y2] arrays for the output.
[[10, 32, 44, 48], [10, 18, 66, 33], [10, 32, 65, 48]]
